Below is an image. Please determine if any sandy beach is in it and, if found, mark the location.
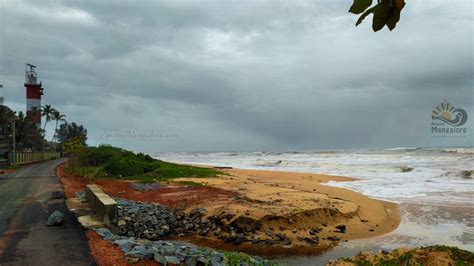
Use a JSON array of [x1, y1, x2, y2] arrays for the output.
[[176, 168, 400, 254]]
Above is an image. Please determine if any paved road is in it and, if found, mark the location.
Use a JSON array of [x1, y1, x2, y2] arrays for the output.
[[0, 159, 96, 265]]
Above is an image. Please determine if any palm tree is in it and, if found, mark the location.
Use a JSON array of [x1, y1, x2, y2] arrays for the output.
[[41, 104, 54, 132], [51, 110, 66, 143]]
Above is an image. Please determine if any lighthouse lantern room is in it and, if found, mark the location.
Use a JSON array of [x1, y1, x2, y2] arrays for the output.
[[25, 64, 43, 127]]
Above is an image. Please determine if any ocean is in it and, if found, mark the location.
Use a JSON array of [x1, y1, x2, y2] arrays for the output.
[[155, 147, 474, 263]]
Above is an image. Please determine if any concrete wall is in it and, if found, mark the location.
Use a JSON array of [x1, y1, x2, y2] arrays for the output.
[[85, 184, 118, 226]]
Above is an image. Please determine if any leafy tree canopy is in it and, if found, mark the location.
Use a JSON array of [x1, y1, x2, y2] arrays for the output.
[[56, 122, 88, 146]]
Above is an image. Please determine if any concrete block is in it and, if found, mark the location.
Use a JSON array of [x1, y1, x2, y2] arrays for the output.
[[85, 184, 118, 226]]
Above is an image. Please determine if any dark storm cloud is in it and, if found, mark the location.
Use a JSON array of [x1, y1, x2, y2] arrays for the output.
[[0, 0, 472, 152]]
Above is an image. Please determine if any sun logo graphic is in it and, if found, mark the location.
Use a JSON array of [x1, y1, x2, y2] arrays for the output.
[[431, 100, 468, 127], [431, 100, 468, 135]]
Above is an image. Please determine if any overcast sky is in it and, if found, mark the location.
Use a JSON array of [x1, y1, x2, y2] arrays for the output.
[[0, 0, 472, 152]]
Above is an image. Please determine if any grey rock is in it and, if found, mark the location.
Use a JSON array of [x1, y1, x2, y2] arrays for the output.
[[125, 245, 147, 258], [165, 256, 180, 265], [154, 253, 167, 265], [160, 245, 176, 256], [282, 238, 292, 246], [96, 228, 113, 239], [185, 255, 197, 266], [265, 229, 273, 237], [47, 210, 64, 226], [51, 191, 65, 199]]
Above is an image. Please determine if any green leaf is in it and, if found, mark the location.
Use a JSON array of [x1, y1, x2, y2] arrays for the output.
[[372, 0, 392, 32], [356, 6, 376, 26], [349, 0, 373, 15], [386, 8, 401, 31]]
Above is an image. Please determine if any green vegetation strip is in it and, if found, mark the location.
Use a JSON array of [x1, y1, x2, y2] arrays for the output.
[[71, 145, 222, 182]]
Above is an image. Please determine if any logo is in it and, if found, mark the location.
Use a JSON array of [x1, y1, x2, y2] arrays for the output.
[[431, 100, 468, 135]]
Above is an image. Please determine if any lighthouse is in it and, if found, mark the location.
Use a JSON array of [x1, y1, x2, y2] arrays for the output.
[[25, 64, 43, 127]]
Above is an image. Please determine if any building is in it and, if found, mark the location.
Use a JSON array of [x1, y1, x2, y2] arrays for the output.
[[25, 64, 43, 127]]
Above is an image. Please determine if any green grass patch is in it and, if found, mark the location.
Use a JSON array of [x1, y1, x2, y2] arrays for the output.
[[75, 145, 222, 182]]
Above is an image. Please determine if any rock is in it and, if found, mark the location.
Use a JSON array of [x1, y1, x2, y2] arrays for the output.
[[265, 229, 274, 237], [335, 225, 346, 233], [185, 255, 197, 266], [265, 239, 277, 245], [47, 210, 64, 226], [51, 191, 65, 199], [154, 253, 167, 265], [303, 237, 319, 245], [282, 239, 292, 246], [96, 228, 114, 239], [275, 233, 286, 241], [165, 256, 180, 265], [327, 236, 340, 241], [125, 245, 147, 258], [292, 228, 298, 234], [75, 191, 86, 199], [199, 228, 210, 236], [160, 245, 176, 256], [143, 248, 155, 260], [211, 257, 224, 266], [113, 239, 133, 253]]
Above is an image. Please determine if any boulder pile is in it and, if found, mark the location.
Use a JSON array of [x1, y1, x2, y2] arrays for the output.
[[116, 199, 209, 239], [95, 228, 271, 266]]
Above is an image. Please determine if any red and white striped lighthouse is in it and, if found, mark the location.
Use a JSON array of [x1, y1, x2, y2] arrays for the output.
[[25, 64, 43, 127]]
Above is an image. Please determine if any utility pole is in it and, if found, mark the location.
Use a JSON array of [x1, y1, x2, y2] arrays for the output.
[[12, 120, 16, 166], [0, 84, 4, 105]]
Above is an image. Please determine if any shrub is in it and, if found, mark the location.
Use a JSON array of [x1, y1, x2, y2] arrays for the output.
[[78, 145, 221, 180], [103, 155, 159, 177]]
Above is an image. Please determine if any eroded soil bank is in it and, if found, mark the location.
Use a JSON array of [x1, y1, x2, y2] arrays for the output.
[[58, 164, 400, 257]]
